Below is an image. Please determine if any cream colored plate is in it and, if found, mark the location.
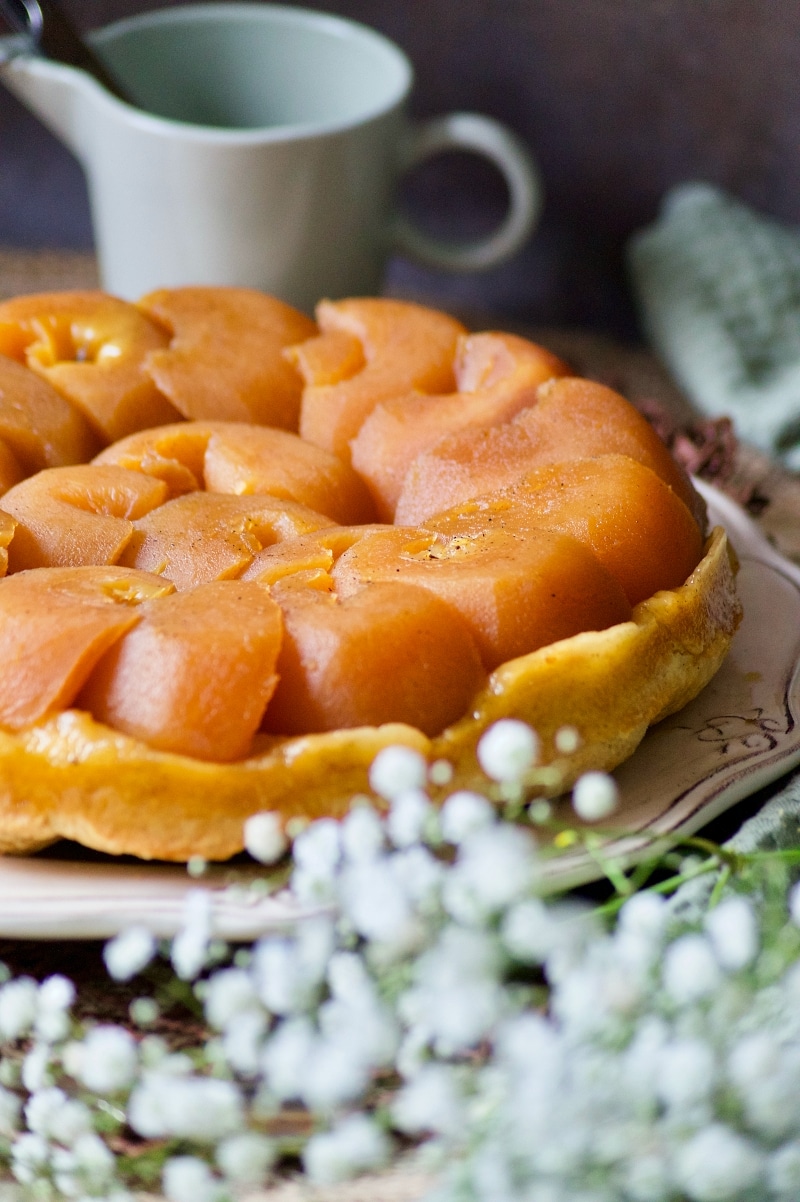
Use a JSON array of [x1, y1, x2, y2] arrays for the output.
[[0, 482, 796, 937], [548, 479, 800, 888], [0, 854, 327, 940]]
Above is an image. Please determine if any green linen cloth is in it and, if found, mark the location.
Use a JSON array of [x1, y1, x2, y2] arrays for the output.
[[628, 183, 800, 470], [669, 773, 800, 922]]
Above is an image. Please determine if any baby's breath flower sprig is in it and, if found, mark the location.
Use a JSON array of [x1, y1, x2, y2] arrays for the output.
[[3, 721, 800, 1200]]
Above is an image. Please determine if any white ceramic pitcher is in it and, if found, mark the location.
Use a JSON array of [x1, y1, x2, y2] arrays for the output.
[[0, 3, 542, 309]]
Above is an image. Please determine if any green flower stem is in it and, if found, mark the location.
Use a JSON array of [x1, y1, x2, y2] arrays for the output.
[[593, 855, 721, 919]]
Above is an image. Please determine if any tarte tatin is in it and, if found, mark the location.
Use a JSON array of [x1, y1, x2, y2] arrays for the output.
[[0, 289, 740, 860]]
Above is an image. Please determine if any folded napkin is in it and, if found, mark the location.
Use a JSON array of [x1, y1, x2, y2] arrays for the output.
[[628, 183, 800, 470], [669, 771, 800, 924]]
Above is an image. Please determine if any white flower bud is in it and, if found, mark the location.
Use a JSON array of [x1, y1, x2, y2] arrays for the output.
[[674, 1123, 763, 1200], [104, 926, 157, 982], [662, 934, 721, 1004], [260, 1017, 314, 1101], [216, 1131, 275, 1184], [34, 1010, 70, 1044], [617, 891, 667, 939], [0, 978, 38, 1041], [405, 927, 503, 1055], [440, 790, 495, 844], [25, 1087, 68, 1137], [705, 895, 759, 971], [387, 788, 432, 849], [203, 967, 259, 1031], [303, 1114, 390, 1184], [729, 1033, 800, 1139], [501, 897, 556, 963], [292, 819, 341, 877], [0, 1084, 20, 1137], [36, 975, 75, 1015], [369, 745, 427, 800], [300, 1035, 371, 1111], [656, 1037, 716, 1109], [128, 1074, 243, 1142], [49, 1098, 93, 1147], [622, 1151, 670, 1202], [554, 724, 581, 754], [295, 916, 336, 988], [133, 1034, 167, 1070], [72, 1130, 115, 1189], [222, 1008, 268, 1077], [11, 1132, 49, 1185], [79, 1025, 139, 1094], [163, 1155, 221, 1202], [477, 719, 539, 782], [390, 846, 443, 906], [429, 758, 454, 786], [253, 938, 310, 1016], [171, 889, 213, 981], [768, 1141, 800, 1197], [572, 771, 619, 822], [444, 825, 538, 920], [341, 805, 385, 863], [129, 997, 159, 1029], [21, 1044, 52, 1093], [341, 860, 413, 945], [243, 811, 287, 865], [392, 1064, 465, 1136], [326, 951, 372, 1006]]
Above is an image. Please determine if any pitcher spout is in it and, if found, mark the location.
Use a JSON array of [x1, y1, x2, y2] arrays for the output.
[[0, 39, 98, 159]]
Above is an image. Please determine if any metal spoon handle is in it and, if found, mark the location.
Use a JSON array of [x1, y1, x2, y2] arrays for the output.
[[0, 0, 42, 38], [0, 0, 132, 102]]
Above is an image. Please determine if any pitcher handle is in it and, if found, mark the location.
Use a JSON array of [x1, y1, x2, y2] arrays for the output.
[[0, 32, 34, 64], [393, 111, 543, 272]]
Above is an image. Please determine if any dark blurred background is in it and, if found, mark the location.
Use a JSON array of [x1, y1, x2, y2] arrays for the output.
[[0, 0, 797, 339]]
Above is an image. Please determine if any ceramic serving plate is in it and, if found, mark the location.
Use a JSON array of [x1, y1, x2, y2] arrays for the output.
[[0, 482, 797, 938], [546, 479, 800, 889]]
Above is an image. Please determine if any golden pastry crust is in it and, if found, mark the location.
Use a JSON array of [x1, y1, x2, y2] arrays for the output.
[[0, 526, 738, 861], [0, 290, 181, 441], [0, 290, 741, 861]]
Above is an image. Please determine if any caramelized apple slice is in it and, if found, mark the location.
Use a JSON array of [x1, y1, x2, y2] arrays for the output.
[[0, 354, 100, 474], [96, 421, 376, 524], [351, 332, 569, 519], [93, 423, 210, 494], [202, 425, 376, 523], [0, 565, 173, 728], [263, 578, 484, 737], [333, 524, 632, 670], [0, 442, 23, 495], [0, 291, 181, 442], [139, 287, 316, 429], [290, 327, 365, 386], [242, 523, 388, 586], [396, 376, 704, 527], [0, 511, 16, 576], [517, 378, 704, 525], [291, 298, 466, 462], [427, 455, 704, 607], [81, 580, 283, 761], [1, 465, 169, 571], [119, 492, 334, 589]]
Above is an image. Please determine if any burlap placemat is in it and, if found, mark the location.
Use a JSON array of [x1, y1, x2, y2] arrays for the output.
[[0, 247, 798, 1202], [0, 248, 100, 299]]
